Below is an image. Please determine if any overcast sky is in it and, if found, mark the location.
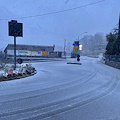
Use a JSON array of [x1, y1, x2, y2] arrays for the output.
[[0, 0, 120, 51]]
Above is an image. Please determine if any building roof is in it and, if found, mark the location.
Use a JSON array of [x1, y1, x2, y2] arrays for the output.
[[7, 44, 54, 48], [4, 44, 55, 52]]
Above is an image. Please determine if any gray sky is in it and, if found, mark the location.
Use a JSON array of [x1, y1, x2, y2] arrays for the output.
[[0, 0, 120, 51]]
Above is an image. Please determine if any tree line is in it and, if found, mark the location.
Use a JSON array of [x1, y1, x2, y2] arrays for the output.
[[80, 33, 107, 56]]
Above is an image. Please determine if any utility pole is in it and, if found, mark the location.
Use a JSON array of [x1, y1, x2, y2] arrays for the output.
[[64, 39, 66, 58]]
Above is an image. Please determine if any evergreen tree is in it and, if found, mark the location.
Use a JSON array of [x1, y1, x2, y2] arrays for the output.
[[105, 31, 118, 55], [105, 15, 120, 56], [115, 15, 120, 55]]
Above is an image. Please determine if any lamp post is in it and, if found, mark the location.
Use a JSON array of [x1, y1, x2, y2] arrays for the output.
[[77, 32, 87, 41], [64, 39, 66, 58]]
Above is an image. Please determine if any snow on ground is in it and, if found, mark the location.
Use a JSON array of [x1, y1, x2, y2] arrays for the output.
[[0, 56, 120, 120]]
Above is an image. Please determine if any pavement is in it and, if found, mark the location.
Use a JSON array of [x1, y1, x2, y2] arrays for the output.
[[0, 56, 120, 120]]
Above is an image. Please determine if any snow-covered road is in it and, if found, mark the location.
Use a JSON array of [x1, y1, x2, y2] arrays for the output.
[[0, 57, 120, 120]]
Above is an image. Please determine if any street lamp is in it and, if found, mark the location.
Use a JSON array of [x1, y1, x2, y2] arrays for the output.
[[77, 32, 87, 41]]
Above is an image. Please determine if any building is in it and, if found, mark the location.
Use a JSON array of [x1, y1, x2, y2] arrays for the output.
[[4, 44, 62, 59]]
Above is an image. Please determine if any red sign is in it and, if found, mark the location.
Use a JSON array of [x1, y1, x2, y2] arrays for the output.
[[7, 70, 13, 75]]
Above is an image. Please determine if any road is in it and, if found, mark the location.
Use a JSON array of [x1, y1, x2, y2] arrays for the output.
[[0, 57, 120, 120]]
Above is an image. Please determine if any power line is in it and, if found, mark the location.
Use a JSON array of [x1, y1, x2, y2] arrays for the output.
[[25, 26, 76, 38], [0, 0, 105, 21]]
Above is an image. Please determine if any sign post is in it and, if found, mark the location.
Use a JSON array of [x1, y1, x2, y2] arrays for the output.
[[14, 36, 16, 70], [8, 20, 23, 70]]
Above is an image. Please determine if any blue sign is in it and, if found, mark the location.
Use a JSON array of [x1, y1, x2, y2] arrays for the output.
[[38, 51, 42, 54], [72, 43, 80, 46]]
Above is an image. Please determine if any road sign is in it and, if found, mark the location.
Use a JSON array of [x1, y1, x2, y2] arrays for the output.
[[74, 46, 79, 52], [72, 43, 80, 46], [8, 20, 23, 37], [17, 58, 23, 64], [72, 41, 80, 46], [8, 20, 23, 70]]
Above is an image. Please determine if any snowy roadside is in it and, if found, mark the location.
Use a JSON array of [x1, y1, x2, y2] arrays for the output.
[[0, 63, 36, 82]]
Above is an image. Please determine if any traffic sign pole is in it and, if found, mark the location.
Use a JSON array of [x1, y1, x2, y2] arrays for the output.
[[8, 20, 23, 70], [14, 36, 16, 70]]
